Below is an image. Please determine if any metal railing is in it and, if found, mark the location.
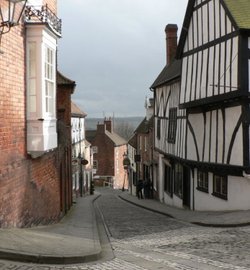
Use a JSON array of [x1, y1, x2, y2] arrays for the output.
[[25, 4, 62, 36]]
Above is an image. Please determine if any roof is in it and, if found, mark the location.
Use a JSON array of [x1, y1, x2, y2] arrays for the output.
[[150, 59, 181, 89], [85, 130, 96, 143], [105, 130, 127, 146], [135, 116, 153, 134], [71, 102, 87, 117], [128, 133, 137, 148], [57, 71, 76, 86], [223, 0, 250, 29], [177, 0, 250, 58]]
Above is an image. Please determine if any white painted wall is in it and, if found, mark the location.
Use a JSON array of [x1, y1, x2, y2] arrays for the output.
[[194, 170, 250, 211], [187, 106, 243, 166]]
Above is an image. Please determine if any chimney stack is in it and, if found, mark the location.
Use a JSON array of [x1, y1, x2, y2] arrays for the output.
[[165, 24, 178, 65], [104, 117, 113, 133]]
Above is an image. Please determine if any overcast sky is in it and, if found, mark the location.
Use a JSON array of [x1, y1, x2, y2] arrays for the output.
[[58, 0, 188, 118]]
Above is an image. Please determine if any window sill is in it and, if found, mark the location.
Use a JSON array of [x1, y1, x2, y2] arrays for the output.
[[196, 187, 209, 193], [212, 192, 228, 201]]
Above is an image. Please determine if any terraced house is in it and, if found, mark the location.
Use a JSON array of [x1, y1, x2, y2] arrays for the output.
[[152, 0, 250, 211], [0, 0, 73, 227]]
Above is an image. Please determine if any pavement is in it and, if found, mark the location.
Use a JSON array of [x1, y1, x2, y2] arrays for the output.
[[119, 191, 250, 227], [0, 193, 102, 265], [1, 188, 250, 265]]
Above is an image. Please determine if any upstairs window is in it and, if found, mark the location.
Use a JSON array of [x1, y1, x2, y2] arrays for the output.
[[157, 118, 161, 140], [27, 42, 37, 114], [168, 107, 177, 143], [45, 46, 55, 116], [93, 160, 98, 170], [26, 25, 57, 120], [92, 146, 98, 154]]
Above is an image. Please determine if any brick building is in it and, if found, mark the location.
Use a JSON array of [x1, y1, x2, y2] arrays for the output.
[[86, 118, 128, 189], [0, 0, 73, 228], [57, 72, 76, 214], [133, 99, 154, 198], [71, 101, 93, 198]]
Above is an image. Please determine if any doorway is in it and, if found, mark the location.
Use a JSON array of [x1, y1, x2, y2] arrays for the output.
[[183, 166, 191, 208]]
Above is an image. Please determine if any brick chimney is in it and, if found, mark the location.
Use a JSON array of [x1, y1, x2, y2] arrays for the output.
[[97, 122, 105, 134], [165, 24, 178, 65], [104, 117, 113, 133]]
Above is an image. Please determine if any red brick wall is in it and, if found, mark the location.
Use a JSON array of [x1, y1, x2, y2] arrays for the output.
[[93, 134, 115, 177], [92, 121, 128, 189], [0, 0, 63, 228], [57, 84, 74, 213]]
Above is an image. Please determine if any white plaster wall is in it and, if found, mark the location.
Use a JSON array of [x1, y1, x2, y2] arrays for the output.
[[194, 172, 250, 211], [164, 192, 183, 209]]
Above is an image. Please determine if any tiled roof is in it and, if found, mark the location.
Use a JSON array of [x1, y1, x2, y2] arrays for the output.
[[71, 101, 87, 117], [223, 0, 250, 29], [105, 130, 127, 146], [150, 59, 181, 89], [128, 133, 137, 148], [85, 130, 96, 143], [57, 71, 76, 86], [135, 116, 153, 134]]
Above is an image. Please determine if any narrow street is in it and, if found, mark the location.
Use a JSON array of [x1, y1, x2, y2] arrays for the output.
[[1, 188, 250, 270]]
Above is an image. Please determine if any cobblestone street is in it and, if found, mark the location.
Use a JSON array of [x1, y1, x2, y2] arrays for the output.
[[1, 188, 250, 269]]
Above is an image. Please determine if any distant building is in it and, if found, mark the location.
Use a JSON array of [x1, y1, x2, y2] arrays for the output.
[[86, 118, 128, 189], [127, 134, 137, 195], [132, 99, 155, 197], [71, 102, 92, 197]]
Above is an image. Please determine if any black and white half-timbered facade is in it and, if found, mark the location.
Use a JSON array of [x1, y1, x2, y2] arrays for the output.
[[152, 0, 250, 211], [151, 25, 189, 208]]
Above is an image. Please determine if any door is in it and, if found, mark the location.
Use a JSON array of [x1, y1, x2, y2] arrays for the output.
[[183, 166, 191, 208]]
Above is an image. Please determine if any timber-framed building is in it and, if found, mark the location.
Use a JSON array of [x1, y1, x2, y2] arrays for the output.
[[152, 0, 250, 211]]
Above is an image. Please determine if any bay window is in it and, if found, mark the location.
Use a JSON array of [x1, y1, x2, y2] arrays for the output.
[[26, 24, 58, 158]]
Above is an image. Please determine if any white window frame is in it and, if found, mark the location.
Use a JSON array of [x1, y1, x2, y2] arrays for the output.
[[26, 24, 58, 157], [44, 45, 56, 117]]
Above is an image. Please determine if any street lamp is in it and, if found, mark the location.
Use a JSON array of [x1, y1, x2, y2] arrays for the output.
[[0, 0, 27, 33], [0, 0, 27, 51]]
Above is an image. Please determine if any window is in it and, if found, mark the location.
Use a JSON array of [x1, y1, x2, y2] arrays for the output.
[[26, 23, 58, 156], [174, 163, 183, 198], [157, 118, 161, 140], [45, 46, 55, 116], [92, 146, 98, 154], [164, 165, 173, 197], [27, 42, 37, 114], [93, 160, 98, 170], [168, 108, 177, 143], [197, 171, 209, 193], [213, 175, 228, 200]]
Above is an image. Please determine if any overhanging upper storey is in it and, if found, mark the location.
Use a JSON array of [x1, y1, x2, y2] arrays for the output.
[[25, 4, 62, 38], [176, 0, 250, 110]]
